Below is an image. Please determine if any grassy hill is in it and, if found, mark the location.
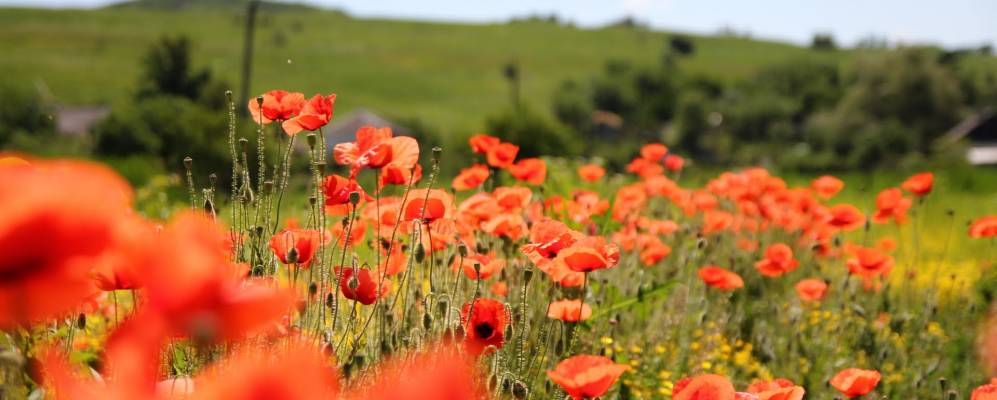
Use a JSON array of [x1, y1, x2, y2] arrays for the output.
[[0, 6, 850, 134]]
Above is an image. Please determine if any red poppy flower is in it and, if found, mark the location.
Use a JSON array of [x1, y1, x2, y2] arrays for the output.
[[872, 188, 912, 225], [811, 175, 844, 199], [323, 174, 369, 216], [698, 266, 744, 291], [0, 159, 133, 328], [972, 379, 997, 400], [640, 242, 672, 266], [452, 164, 490, 191], [746, 378, 805, 400], [901, 172, 933, 196], [546, 299, 592, 322], [826, 204, 866, 231], [664, 154, 685, 172], [846, 247, 894, 279], [508, 157, 546, 185], [334, 126, 420, 180], [340, 343, 488, 400], [469, 133, 500, 154], [486, 142, 519, 169], [640, 143, 668, 162], [282, 93, 335, 135], [452, 251, 506, 280], [460, 298, 508, 355], [493, 186, 532, 211], [577, 164, 606, 182], [191, 342, 339, 400], [490, 281, 508, 297], [970, 215, 997, 238], [328, 217, 366, 247], [754, 243, 799, 277], [403, 189, 455, 222], [556, 236, 621, 273], [91, 216, 154, 292], [269, 228, 330, 267], [830, 368, 880, 398], [336, 266, 389, 305], [626, 157, 663, 178], [248, 90, 305, 124], [521, 218, 582, 267], [794, 279, 828, 301], [482, 213, 528, 240], [135, 213, 297, 343], [673, 374, 736, 400], [0, 155, 31, 168], [547, 355, 627, 400]]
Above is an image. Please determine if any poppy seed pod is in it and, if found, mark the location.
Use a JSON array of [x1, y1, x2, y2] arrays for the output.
[[183, 157, 193, 171], [76, 313, 86, 329], [415, 244, 426, 263], [349, 191, 361, 205], [286, 247, 299, 264], [432, 146, 442, 163], [255, 95, 264, 106], [347, 275, 359, 291], [458, 242, 468, 257]]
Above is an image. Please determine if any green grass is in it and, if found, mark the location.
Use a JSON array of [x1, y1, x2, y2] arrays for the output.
[[0, 6, 850, 135]]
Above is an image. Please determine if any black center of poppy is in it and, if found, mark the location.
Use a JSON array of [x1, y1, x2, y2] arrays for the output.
[[474, 322, 495, 339]]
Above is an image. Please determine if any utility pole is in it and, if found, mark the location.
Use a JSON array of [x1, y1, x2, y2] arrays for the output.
[[503, 61, 520, 109], [238, 0, 259, 116]]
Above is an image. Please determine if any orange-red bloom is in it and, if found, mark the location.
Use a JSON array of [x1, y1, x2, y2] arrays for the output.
[[323, 174, 369, 216], [546, 299, 592, 322], [190, 342, 339, 400], [698, 266, 744, 291], [0, 159, 133, 328], [270, 228, 330, 267], [846, 247, 894, 279], [754, 243, 799, 277], [452, 164, 490, 191], [972, 379, 997, 400], [811, 175, 844, 199], [673, 374, 736, 400], [508, 157, 547, 185], [901, 172, 933, 196], [556, 236, 621, 273], [664, 154, 685, 172], [577, 164, 606, 182], [452, 251, 506, 280], [829, 368, 880, 398], [469, 133, 500, 154], [746, 378, 805, 400], [547, 355, 628, 400], [248, 90, 305, 124], [826, 204, 866, 231], [333, 126, 420, 181], [640, 143, 668, 162], [872, 188, 912, 224], [486, 142, 519, 169], [460, 298, 508, 355], [403, 189, 455, 222], [282, 93, 335, 135], [336, 266, 389, 305], [970, 215, 997, 238], [795, 279, 828, 301]]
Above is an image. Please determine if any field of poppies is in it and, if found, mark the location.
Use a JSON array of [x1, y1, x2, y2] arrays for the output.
[[2, 89, 997, 399]]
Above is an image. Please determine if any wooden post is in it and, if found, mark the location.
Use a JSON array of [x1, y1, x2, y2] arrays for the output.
[[238, 0, 259, 116]]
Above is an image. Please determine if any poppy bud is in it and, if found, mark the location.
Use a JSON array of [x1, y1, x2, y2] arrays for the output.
[[432, 146, 442, 164], [309, 195, 317, 206], [76, 313, 86, 329], [307, 133, 317, 149], [380, 338, 393, 356], [473, 263, 482, 275], [286, 247, 299, 264], [696, 237, 708, 250], [256, 95, 264, 106], [512, 380, 528, 399], [939, 378, 947, 391], [523, 268, 533, 283], [348, 191, 361, 205], [946, 391, 957, 400], [437, 299, 449, 317], [325, 293, 334, 309], [183, 157, 193, 171], [308, 282, 318, 296], [458, 242, 468, 257], [422, 312, 433, 329], [203, 196, 215, 215], [415, 244, 426, 263]]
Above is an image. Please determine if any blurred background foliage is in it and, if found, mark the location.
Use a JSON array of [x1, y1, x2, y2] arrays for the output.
[[0, 1, 995, 179]]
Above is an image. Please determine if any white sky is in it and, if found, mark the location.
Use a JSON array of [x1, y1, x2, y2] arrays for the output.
[[3, 0, 996, 48]]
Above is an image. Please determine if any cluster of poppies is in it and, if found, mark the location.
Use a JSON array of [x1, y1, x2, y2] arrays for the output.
[[2, 84, 997, 399]]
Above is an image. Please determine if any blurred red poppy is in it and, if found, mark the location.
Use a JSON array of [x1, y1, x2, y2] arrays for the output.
[[829, 368, 880, 398], [403, 189, 455, 222], [270, 227, 330, 267], [673, 374, 736, 400], [970, 215, 997, 238], [972, 378, 997, 400], [191, 342, 339, 400], [794, 279, 828, 302], [336, 266, 390, 305], [698, 266, 744, 291], [901, 172, 933, 196], [746, 378, 805, 400], [872, 188, 912, 224], [640, 143, 668, 162], [486, 142, 519, 168], [508, 157, 546, 185], [323, 174, 370, 216], [0, 159, 133, 328], [577, 164, 606, 182], [557, 236, 620, 273], [452, 251, 506, 280], [468, 133, 500, 154], [547, 355, 627, 400], [452, 164, 490, 191], [826, 204, 866, 231], [547, 299, 592, 322], [754, 243, 799, 277], [811, 175, 844, 199], [664, 154, 685, 172]]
